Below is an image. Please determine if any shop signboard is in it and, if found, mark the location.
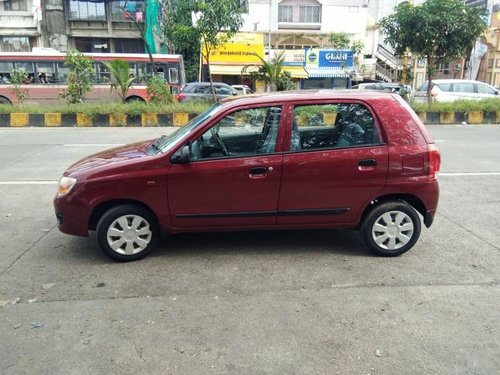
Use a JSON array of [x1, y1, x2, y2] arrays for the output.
[[203, 33, 265, 64], [305, 48, 354, 69]]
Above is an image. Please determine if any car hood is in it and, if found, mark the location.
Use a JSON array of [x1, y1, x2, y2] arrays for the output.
[[65, 140, 155, 176]]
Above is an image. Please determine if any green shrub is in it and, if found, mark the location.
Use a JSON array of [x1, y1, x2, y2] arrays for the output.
[[59, 50, 95, 104], [411, 98, 500, 113], [9, 69, 30, 103], [146, 75, 175, 104]]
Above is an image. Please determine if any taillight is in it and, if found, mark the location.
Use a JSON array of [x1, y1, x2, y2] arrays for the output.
[[428, 143, 441, 180], [175, 93, 185, 101]]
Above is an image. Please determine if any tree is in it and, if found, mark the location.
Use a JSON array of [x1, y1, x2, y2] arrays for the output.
[[329, 32, 350, 49], [254, 51, 294, 92], [378, 0, 487, 103], [60, 50, 94, 104], [162, 1, 245, 99], [195, 0, 243, 101], [121, 0, 158, 72], [104, 59, 135, 103], [161, 0, 201, 82], [329, 32, 364, 71]]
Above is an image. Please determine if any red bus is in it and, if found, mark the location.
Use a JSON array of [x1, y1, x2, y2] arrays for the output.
[[0, 49, 186, 105]]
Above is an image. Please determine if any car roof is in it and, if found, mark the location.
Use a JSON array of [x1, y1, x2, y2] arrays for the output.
[[425, 79, 490, 84], [186, 82, 230, 86], [220, 90, 399, 107]]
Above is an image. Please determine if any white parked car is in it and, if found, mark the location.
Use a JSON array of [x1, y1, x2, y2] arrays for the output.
[[414, 79, 499, 103], [231, 85, 254, 95]]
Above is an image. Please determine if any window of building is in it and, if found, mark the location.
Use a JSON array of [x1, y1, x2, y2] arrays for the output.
[[299, 5, 321, 23], [3, 0, 27, 11], [114, 38, 144, 53], [278, 5, 293, 22], [68, 0, 106, 20], [278, 0, 321, 24], [110, 0, 145, 22], [0, 37, 31, 52], [74, 38, 109, 53]]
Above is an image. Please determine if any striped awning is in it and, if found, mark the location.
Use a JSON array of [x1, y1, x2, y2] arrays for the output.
[[305, 67, 349, 78], [282, 66, 308, 79], [209, 64, 261, 76]]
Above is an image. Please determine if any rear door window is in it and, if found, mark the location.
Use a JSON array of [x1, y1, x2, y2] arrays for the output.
[[436, 83, 452, 92], [452, 83, 474, 93], [290, 103, 381, 152]]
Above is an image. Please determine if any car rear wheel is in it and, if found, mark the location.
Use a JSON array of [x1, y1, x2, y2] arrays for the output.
[[361, 201, 421, 256], [0, 96, 12, 105], [96, 204, 159, 261]]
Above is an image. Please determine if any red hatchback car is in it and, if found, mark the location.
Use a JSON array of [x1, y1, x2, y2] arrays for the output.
[[54, 91, 440, 261]]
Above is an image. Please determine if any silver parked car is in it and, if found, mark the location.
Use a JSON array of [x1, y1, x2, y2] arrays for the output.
[[176, 82, 240, 102], [414, 79, 499, 103]]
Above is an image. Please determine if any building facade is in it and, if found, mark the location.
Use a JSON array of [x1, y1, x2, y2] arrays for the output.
[[0, 0, 158, 53]]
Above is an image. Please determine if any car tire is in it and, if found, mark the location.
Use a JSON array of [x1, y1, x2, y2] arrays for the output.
[[96, 204, 159, 262], [361, 201, 421, 257], [0, 96, 12, 105]]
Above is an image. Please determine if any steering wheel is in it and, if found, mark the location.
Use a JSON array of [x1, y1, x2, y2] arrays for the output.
[[210, 127, 228, 156]]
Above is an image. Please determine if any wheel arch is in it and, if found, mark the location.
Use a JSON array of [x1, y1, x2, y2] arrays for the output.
[[0, 95, 12, 105], [359, 194, 426, 228], [125, 95, 145, 103], [89, 199, 158, 231]]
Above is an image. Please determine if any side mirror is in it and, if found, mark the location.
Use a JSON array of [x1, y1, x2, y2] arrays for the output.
[[171, 144, 190, 164]]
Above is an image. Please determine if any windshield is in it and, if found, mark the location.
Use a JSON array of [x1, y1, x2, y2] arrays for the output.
[[153, 104, 222, 154]]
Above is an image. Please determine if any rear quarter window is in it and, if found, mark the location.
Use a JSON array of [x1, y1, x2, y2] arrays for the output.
[[476, 83, 496, 94]]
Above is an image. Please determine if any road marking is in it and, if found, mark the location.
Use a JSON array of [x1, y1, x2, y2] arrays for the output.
[[440, 172, 500, 176], [0, 181, 57, 185], [63, 144, 124, 147]]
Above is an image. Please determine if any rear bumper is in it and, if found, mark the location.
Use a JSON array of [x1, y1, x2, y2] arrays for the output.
[[424, 210, 434, 228]]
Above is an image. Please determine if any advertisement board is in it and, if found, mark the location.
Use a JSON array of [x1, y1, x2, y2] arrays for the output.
[[203, 33, 265, 64], [305, 48, 354, 69]]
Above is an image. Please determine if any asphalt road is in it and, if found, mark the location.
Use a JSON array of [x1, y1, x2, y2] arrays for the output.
[[0, 126, 499, 375]]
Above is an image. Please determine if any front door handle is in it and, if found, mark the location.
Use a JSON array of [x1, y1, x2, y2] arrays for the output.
[[358, 159, 377, 166], [249, 166, 273, 178], [249, 167, 267, 175]]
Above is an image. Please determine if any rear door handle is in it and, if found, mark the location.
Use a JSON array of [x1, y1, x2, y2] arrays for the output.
[[358, 159, 377, 166]]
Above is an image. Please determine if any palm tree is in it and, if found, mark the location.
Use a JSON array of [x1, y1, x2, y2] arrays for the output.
[[104, 59, 135, 103], [254, 51, 286, 92]]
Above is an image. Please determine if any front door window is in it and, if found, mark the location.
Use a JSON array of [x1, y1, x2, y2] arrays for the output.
[[190, 106, 282, 160]]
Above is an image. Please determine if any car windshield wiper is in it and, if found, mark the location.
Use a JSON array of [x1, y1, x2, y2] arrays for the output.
[[150, 136, 166, 153]]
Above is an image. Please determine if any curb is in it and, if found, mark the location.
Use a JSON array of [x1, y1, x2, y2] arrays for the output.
[[0, 111, 499, 127], [0, 113, 200, 127], [417, 111, 500, 125]]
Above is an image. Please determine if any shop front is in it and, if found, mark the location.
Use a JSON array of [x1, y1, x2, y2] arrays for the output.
[[303, 48, 354, 89], [205, 33, 264, 88]]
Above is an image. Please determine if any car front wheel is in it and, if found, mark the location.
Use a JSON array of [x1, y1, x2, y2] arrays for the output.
[[96, 205, 159, 261], [361, 201, 421, 256]]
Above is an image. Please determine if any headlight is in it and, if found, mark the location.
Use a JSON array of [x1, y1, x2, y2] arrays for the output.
[[57, 176, 77, 196]]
